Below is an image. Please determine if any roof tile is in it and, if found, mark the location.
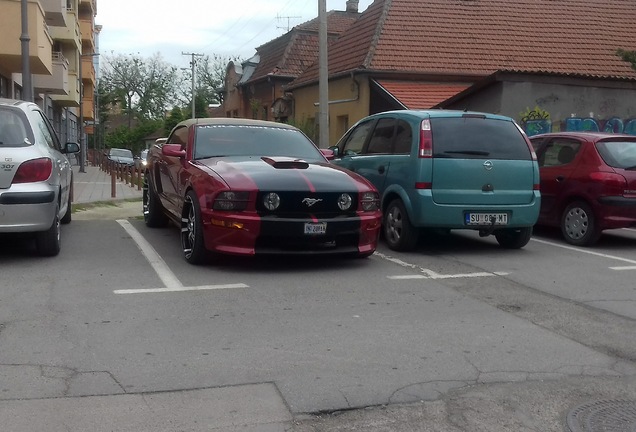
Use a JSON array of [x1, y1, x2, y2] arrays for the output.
[[292, 0, 636, 87]]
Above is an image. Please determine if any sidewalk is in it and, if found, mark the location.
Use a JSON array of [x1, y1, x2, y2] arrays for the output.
[[72, 164, 143, 204], [71, 164, 143, 220]]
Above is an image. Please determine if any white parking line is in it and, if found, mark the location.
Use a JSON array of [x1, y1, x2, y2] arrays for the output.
[[531, 237, 636, 268], [375, 252, 509, 279], [115, 220, 249, 294], [114, 284, 249, 294]]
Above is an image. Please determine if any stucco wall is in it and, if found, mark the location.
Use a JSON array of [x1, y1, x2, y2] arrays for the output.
[[292, 75, 371, 146], [445, 80, 636, 136]]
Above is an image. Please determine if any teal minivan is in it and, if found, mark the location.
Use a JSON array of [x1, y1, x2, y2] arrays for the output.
[[330, 110, 541, 251]]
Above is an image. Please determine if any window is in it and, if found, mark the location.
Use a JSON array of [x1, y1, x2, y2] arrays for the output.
[[168, 125, 189, 147], [336, 115, 349, 139], [393, 120, 412, 154], [33, 110, 62, 150], [540, 139, 581, 167], [366, 118, 395, 154], [341, 120, 374, 155]]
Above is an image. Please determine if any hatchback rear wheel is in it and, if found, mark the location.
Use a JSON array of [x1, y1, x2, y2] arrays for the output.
[[561, 201, 601, 246], [383, 199, 419, 251], [36, 204, 61, 256]]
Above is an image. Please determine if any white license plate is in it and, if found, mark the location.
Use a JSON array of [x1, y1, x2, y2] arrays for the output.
[[465, 213, 508, 225], [304, 222, 327, 235]]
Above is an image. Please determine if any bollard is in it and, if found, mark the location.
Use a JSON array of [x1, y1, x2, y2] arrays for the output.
[[111, 169, 116, 198]]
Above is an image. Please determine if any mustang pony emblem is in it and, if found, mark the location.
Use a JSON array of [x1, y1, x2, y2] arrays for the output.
[[302, 198, 323, 207]]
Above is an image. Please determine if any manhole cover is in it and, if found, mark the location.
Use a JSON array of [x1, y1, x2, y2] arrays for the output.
[[567, 400, 636, 432]]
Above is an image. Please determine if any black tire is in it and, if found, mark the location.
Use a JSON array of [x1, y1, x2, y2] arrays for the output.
[[495, 226, 533, 249], [60, 186, 72, 225], [36, 204, 61, 257], [561, 201, 601, 246], [383, 199, 419, 251], [181, 190, 209, 264], [143, 174, 168, 228]]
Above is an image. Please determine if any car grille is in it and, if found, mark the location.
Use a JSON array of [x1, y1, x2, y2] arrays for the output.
[[256, 191, 359, 217]]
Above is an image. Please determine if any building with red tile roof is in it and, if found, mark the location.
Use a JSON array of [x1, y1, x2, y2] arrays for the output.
[[217, 0, 362, 121], [287, 0, 636, 144]]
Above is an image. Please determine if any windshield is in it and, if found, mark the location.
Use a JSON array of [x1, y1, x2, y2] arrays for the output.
[[110, 148, 133, 158], [193, 124, 324, 162], [595, 140, 636, 169], [0, 107, 33, 148]]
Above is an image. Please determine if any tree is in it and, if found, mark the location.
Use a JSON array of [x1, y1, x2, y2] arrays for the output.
[[164, 106, 185, 135], [101, 53, 179, 125], [195, 54, 239, 106]]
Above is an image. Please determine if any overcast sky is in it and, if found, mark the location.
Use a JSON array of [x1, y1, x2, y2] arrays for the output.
[[96, 0, 374, 67]]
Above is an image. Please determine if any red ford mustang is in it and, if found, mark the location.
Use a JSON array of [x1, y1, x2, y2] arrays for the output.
[[143, 118, 382, 264]]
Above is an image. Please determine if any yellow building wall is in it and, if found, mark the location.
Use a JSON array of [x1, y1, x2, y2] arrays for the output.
[[0, 0, 52, 74], [292, 75, 371, 147]]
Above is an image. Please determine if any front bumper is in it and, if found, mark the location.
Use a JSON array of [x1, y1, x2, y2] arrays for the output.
[[200, 209, 381, 256]]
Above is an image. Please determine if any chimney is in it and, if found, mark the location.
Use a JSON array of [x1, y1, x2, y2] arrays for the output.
[[346, 0, 359, 13]]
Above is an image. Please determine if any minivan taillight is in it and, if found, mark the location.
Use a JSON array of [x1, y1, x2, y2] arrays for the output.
[[418, 119, 433, 158], [589, 172, 627, 195], [13, 158, 53, 184]]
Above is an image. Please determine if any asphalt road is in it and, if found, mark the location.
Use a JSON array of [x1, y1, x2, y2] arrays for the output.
[[1, 209, 636, 431]]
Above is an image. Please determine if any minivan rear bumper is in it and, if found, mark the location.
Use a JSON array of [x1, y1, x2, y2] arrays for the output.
[[409, 190, 540, 228]]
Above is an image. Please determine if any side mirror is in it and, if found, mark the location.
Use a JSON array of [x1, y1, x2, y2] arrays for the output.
[[65, 142, 80, 154], [320, 148, 335, 161], [162, 143, 186, 158], [327, 146, 340, 158]]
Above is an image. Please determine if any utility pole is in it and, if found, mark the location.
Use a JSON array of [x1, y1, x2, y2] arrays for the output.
[[182, 52, 203, 119], [20, 0, 33, 102], [318, 0, 329, 148]]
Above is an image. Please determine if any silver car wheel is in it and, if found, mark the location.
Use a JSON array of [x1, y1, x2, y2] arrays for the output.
[[563, 206, 589, 240]]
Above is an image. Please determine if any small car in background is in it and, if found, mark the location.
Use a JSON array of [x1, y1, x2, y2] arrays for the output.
[[530, 132, 636, 246], [330, 110, 540, 251], [0, 98, 79, 256], [107, 148, 135, 167], [135, 149, 149, 169], [143, 118, 382, 264]]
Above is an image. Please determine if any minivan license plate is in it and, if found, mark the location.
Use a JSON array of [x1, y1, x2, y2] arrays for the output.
[[304, 222, 327, 235], [465, 213, 508, 225]]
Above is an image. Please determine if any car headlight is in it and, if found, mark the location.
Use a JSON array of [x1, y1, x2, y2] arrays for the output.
[[337, 193, 353, 211], [213, 191, 250, 211], [263, 192, 281, 211], [360, 192, 380, 211]]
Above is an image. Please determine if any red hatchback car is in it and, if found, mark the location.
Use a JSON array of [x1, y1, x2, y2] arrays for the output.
[[530, 132, 636, 246]]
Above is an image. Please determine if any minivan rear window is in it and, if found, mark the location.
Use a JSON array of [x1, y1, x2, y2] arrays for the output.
[[431, 117, 531, 160]]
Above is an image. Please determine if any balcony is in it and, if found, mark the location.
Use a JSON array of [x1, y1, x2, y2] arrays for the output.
[[79, 0, 96, 15], [82, 97, 94, 121], [51, 71, 80, 107], [81, 55, 95, 85], [40, 0, 67, 27], [49, 9, 81, 51], [0, 0, 53, 74], [33, 52, 69, 95], [79, 19, 95, 50]]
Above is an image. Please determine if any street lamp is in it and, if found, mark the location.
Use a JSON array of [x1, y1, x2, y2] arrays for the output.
[[78, 52, 99, 173]]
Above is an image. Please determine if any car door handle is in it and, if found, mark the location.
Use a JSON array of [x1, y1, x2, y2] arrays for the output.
[[378, 165, 385, 174], [556, 175, 565, 182]]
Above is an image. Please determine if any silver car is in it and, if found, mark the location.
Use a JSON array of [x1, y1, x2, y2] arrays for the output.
[[0, 98, 80, 256]]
